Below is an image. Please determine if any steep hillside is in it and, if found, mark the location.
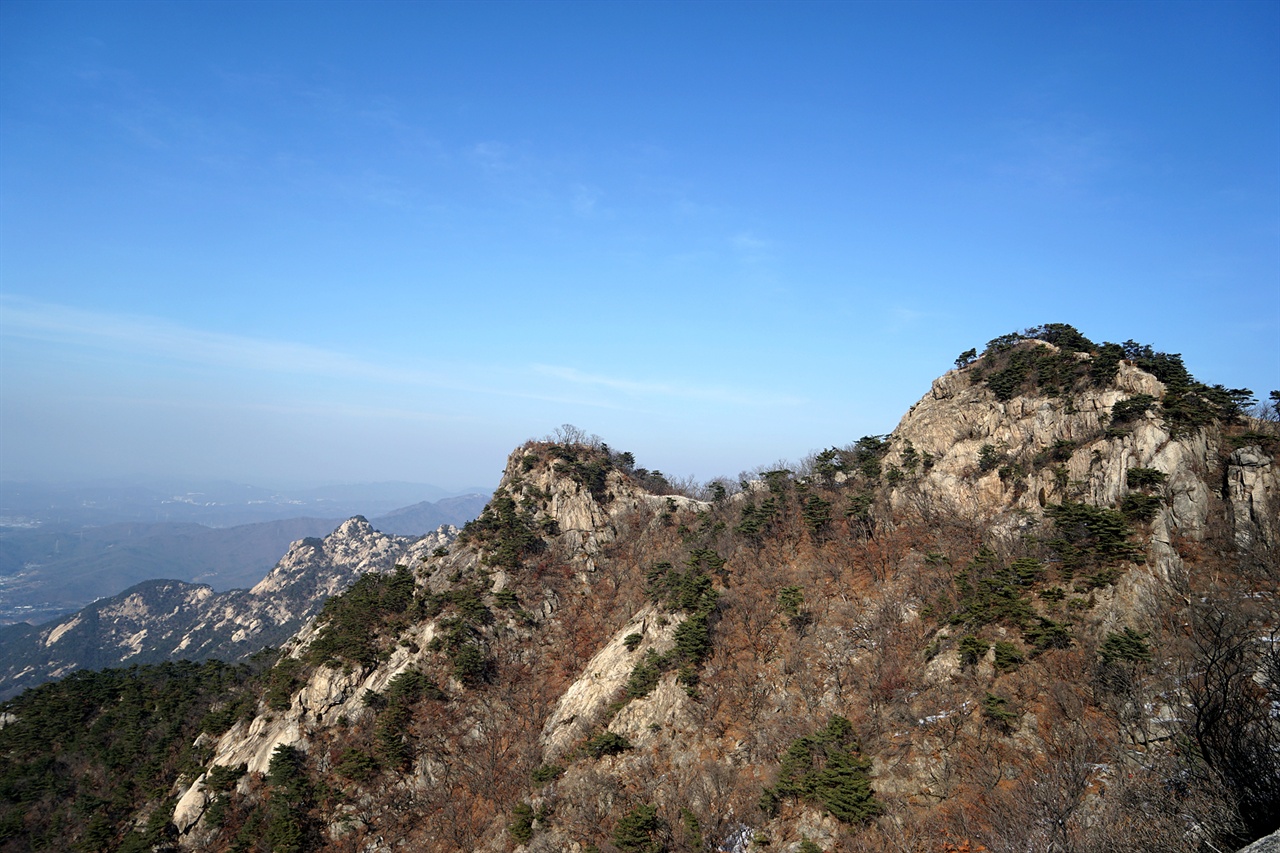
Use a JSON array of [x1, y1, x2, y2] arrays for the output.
[[2, 325, 1276, 853], [0, 520, 457, 699]]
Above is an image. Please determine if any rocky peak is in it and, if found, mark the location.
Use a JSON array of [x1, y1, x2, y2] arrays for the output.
[[1227, 444, 1278, 550], [879, 340, 1275, 596], [171, 444, 713, 842], [480, 440, 708, 572], [250, 515, 406, 598]]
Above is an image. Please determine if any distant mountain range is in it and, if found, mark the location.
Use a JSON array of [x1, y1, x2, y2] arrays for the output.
[[0, 518, 456, 700], [367, 494, 488, 536], [0, 478, 491, 529], [0, 517, 343, 625], [0, 492, 488, 625]]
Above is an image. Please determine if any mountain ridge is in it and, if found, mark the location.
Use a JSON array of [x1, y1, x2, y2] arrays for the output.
[[2, 324, 1276, 853], [0, 519, 458, 700], [0, 494, 488, 626]]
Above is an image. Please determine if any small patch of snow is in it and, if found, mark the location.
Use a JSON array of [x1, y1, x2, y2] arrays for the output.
[[718, 824, 753, 853]]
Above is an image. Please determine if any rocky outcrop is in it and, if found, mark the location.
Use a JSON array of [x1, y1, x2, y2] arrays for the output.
[[0, 519, 456, 700], [1239, 829, 1280, 853], [888, 355, 1176, 516], [170, 519, 462, 836], [884, 346, 1276, 595], [172, 604, 447, 834], [497, 446, 708, 573], [540, 604, 682, 758], [174, 445, 704, 842], [1226, 445, 1278, 549]]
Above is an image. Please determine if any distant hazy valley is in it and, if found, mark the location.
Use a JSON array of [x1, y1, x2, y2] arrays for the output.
[[0, 478, 490, 530], [0, 480, 488, 624]]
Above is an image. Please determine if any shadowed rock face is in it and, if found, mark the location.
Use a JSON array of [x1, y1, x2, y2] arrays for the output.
[[0, 518, 457, 699]]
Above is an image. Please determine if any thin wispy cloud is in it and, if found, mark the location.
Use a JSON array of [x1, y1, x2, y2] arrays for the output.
[[3, 1, 1270, 491], [79, 62, 219, 157], [332, 168, 415, 207], [86, 62, 438, 206], [992, 115, 1114, 191], [531, 363, 805, 408], [890, 306, 924, 326], [471, 141, 516, 174], [1, 296, 428, 384], [732, 232, 770, 252], [2, 299, 798, 413], [731, 230, 775, 265], [571, 183, 604, 217], [66, 390, 472, 425], [672, 198, 719, 219]]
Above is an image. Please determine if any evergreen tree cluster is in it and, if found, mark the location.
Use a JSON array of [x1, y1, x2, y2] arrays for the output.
[[626, 550, 725, 699], [759, 716, 882, 824], [0, 660, 260, 852], [459, 493, 543, 570], [306, 564, 417, 669], [965, 324, 1253, 436]]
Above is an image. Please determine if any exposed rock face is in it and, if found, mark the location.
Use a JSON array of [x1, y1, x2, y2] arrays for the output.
[[1239, 829, 1280, 853], [0, 519, 456, 700], [171, 606, 447, 834], [540, 604, 682, 758], [884, 349, 1275, 591], [1226, 445, 1278, 549], [247, 514, 412, 601], [166, 516, 451, 835], [496, 448, 708, 573], [174, 447, 706, 842], [889, 357, 1170, 516]]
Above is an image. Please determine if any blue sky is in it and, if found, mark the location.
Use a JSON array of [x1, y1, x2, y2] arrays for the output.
[[2, 0, 1277, 491]]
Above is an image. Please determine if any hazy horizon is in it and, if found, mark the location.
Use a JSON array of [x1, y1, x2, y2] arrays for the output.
[[0, 475, 493, 503], [3, 1, 1277, 489]]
